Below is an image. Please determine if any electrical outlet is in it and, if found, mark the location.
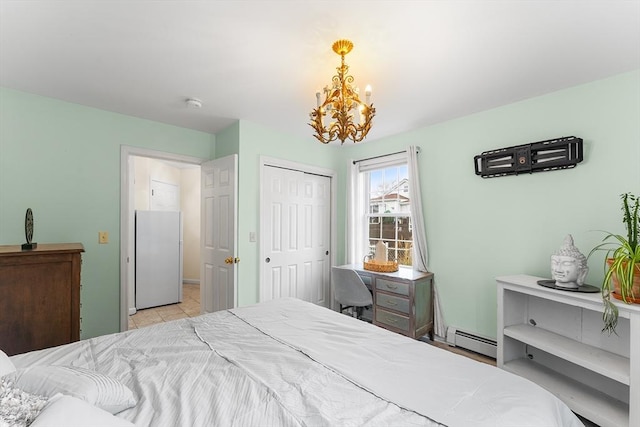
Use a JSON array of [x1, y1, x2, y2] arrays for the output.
[[98, 231, 109, 244]]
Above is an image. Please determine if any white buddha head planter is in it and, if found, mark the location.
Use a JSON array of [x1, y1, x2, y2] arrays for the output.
[[550, 235, 589, 289]]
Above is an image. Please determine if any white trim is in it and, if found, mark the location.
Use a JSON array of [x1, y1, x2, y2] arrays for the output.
[[119, 145, 206, 332], [258, 156, 337, 309]]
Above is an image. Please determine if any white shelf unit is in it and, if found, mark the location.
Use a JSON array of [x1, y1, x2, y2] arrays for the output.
[[497, 275, 640, 427]]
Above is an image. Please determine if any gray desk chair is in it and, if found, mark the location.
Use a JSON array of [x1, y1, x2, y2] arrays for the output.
[[331, 267, 373, 320]]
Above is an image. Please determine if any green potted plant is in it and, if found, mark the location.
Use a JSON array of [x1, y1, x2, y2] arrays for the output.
[[589, 192, 640, 334]]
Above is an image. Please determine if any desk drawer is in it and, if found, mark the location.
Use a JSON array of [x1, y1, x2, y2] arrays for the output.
[[376, 278, 409, 296], [357, 273, 373, 288], [375, 308, 410, 333], [375, 292, 410, 314]]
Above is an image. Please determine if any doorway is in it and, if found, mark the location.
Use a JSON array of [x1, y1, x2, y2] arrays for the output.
[[119, 146, 205, 332]]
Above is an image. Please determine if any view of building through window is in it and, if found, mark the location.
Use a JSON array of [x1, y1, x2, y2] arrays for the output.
[[366, 164, 412, 266]]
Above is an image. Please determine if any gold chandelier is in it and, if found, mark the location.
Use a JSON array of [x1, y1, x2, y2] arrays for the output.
[[309, 39, 376, 144]]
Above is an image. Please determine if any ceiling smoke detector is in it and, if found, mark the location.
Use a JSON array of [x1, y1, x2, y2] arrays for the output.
[[185, 98, 202, 109]]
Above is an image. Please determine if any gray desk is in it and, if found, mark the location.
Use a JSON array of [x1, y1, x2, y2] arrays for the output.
[[337, 264, 434, 340]]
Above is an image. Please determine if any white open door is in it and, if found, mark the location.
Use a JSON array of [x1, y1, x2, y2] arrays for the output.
[[200, 154, 238, 313], [260, 164, 331, 307]]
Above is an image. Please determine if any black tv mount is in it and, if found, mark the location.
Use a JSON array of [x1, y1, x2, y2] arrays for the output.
[[474, 136, 583, 178]]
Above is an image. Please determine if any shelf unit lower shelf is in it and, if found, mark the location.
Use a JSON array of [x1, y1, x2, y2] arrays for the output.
[[504, 358, 628, 427], [504, 323, 630, 385], [497, 274, 639, 427]]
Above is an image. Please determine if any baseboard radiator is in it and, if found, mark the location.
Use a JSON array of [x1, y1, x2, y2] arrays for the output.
[[446, 327, 497, 359]]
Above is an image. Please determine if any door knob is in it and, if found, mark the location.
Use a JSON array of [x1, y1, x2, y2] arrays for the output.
[[265, 257, 271, 263], [224, 257, 233, 264]]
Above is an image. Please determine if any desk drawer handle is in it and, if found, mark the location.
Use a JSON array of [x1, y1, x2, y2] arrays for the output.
[[386, 317, 398, 324], [386, 284, 398, 290], [385, 299, 397, 306]]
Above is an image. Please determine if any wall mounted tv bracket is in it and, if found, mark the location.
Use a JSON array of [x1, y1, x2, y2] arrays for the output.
[[474, 136, 583, 178]]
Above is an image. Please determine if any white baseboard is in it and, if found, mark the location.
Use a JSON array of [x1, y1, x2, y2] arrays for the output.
[[182, 279, 200, 285]]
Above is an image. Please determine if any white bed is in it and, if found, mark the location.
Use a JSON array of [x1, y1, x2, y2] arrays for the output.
[[3, 298, 583, 426]]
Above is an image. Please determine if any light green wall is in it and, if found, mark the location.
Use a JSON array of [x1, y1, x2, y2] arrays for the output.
[[233, 120, 341, 305], [2, 70, 637, 342], [338, 70, 640, 338], [215, 122, 240, 158], [0, 88, 215, 339]]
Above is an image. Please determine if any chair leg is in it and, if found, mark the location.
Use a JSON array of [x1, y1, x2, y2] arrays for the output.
[[355, 306, 364, 319]]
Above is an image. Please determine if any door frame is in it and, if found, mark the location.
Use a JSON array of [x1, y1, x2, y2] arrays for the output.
[[119, 145, 206, 332], [258, 156, 337, 305]]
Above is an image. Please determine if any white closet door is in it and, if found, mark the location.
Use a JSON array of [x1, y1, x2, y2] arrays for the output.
[[261, 165, 331, 307]]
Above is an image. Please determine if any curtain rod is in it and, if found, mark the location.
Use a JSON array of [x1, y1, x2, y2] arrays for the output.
[[352, 147, 420, 165]]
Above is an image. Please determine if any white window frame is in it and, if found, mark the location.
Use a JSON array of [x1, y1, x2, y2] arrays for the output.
[[351, 152, 412, 266]]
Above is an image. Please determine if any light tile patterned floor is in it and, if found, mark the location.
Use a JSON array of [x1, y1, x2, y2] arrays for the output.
[[128, 283, 201, 330]]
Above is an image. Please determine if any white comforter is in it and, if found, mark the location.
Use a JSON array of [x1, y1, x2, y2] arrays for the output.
[[11, 298, 583, 427]]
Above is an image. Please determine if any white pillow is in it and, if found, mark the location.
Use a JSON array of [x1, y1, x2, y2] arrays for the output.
[[0, 349, 16, 377], [31, 393, 135, 427], [11, 365, 136, 414]]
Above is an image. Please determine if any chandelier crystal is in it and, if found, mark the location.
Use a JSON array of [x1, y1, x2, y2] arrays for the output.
[[309, 39, 376, 144]]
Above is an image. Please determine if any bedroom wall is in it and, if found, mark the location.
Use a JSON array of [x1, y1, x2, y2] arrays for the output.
[[1, 70, 636, 343], [231, 120, 341, 306], [0, 88, 214, 339], [336, 70, 640, 339]]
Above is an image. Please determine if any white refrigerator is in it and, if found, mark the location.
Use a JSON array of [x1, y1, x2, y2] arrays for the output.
[[135, 210, 183, 310]]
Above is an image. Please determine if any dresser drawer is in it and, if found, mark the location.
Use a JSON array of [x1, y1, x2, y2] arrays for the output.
[[376, 278, 409, 296], [375, 292, 410, 314], [375, 308, 410, 333]]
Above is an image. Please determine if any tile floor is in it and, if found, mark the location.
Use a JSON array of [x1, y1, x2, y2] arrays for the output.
[[128, 283, 201, 329]]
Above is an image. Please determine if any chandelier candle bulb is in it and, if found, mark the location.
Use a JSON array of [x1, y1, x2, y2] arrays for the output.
[[365, 85, 372, 104], [316, 91, 322, 107]]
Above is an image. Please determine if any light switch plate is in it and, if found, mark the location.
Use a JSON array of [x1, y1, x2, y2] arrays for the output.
[[98, 231, 109, 244]]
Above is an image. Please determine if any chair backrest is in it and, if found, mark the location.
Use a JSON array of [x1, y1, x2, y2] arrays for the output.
[[331, 267, 373, 307]]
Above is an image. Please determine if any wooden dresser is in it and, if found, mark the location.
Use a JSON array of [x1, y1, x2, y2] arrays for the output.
[[0, 243, 84, 356], [337, 264, 434, 339]]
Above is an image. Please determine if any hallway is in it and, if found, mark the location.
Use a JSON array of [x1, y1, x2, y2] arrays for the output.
[[128, 283, 200, 329]]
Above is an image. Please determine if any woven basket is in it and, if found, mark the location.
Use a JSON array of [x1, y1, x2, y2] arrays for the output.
[[363, 259, 398, 273]]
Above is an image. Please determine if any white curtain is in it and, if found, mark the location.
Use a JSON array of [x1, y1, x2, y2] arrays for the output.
[[407, 145, 447, 339], [346, 160, 359, 264]]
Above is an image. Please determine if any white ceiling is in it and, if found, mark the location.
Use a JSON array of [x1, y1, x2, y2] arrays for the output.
[[1, 1, 638, 143]]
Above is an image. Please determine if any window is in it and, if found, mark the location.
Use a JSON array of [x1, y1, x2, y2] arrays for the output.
[[351, 153, 412, 267]]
